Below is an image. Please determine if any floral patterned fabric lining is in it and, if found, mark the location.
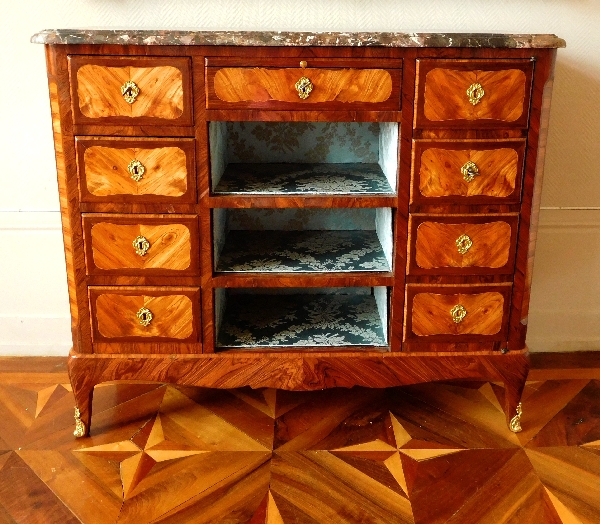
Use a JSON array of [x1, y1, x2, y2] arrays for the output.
[[226, 122, 380, 163], [216, 230, 390, 273], [217, 294, 387, 348], [214, 163, 393, 195]]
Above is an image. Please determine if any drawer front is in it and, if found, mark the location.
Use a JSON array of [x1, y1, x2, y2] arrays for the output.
[[77, 138, 196, 203], [206, 57, 401, 110], [405, 285, 512, 341], [69, 56, 193, 125], [415, 60, 533, 128], [412, 140, 526, 204], [83, 215, 199, 275], [89, 287, 200, 342], [409, 215, 519, 275]]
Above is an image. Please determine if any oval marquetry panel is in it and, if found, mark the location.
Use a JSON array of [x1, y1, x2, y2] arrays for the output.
[[77, 65, 184, 119], [412, 292, 505, 336], [90, 222, 191, 271], [95, 293, 194, 339], [214, 68, 393, 104], [415, 221, 512, 269], [419, 147, 519, 198], [424, 68, 527, 123], [84, 145, 188, 197]]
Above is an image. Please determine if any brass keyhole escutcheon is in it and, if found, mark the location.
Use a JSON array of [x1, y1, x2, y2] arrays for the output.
[[132, 235, 150, 256], [456, 234, 473, 255], [450, 304, 467, 324], [121, 80, 140, 104], [461, 160, 480, 183], [466, 82, 484, 106], [127, 159, 145, 182], [295, 76, 313, 99], [136, 307, 153, 327]]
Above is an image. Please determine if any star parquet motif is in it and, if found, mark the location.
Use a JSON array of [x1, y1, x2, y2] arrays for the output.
[[0, 358, 599, 523]]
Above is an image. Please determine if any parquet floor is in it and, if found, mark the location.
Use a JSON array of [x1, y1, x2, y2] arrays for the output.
[[0, 356, 599, 523]]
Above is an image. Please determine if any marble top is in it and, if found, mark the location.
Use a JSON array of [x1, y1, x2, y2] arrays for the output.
[[31, 30, 566, 48]]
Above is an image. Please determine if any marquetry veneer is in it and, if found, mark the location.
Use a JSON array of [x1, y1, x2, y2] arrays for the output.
[[36, 31, 564, 437]]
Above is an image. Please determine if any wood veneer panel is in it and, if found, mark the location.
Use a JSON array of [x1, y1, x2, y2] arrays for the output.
[[46, 46, 93, 353], [89, 286, 200, 343], [68, 56, 193, 126], [206, 56, 401, 111], [411, 292, 505, 336], [390, 49, 418, 352], [414, 59, 534, 129], [411, 139, 526, 205], [205, 109, 402, 122], [408, 214, 519, 275], [509, 50, 558, 352], [82, 214, 199, 276], [76, 137, 196, 203]]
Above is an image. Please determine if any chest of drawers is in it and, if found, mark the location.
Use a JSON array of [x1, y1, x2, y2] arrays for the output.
[[32, 30, 565, 437]]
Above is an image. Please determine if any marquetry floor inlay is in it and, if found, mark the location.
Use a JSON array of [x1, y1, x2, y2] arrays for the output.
[[0, 360, 599, 523]]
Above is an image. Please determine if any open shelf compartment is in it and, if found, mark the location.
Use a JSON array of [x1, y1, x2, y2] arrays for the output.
[[210, 122, 398, 196], [215, 287, 389, 349], [214, 208, 393, 273]]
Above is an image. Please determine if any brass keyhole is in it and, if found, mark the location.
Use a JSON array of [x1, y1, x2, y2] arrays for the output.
[[127, 159, 145, 182], [132, 235, 150, 256], [466, 83, 484, 106], [295, 76, 313, 99], [461, 161, 480, 183], [121, 80, 140, 104], [136, 307, 153, 327], [450, 304, 467, 324]]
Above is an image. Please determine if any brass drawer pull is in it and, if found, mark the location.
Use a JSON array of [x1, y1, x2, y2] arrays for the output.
[[461, 160, 480, 183], [127, 159, 145, 182], [450, 304, 467, 324], [136, 307, 153, 327], [456, 234, 473, 255], [295, 76, 313, 99], [121, 80, 140, 104], [132, 235, 150, 256], [466, 82, 484, 105]]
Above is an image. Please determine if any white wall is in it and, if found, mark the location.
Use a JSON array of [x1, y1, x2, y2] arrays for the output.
[[1, 1, 598, 355]]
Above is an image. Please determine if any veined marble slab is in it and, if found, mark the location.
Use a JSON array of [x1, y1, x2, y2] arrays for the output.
[[31, 30, 565, 48]]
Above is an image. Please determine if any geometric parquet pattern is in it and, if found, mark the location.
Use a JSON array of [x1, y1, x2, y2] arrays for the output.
[[0, 358, 599, 523]]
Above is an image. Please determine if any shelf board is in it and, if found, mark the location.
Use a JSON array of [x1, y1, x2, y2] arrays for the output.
[[217, 293, 387, 348], [214, 163, 394, 195], [216, 230, 391, 273]]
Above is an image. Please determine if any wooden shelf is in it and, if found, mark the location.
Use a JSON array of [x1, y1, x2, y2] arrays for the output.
[[214, 163, 394, 195], [215, 230, 391, 273]]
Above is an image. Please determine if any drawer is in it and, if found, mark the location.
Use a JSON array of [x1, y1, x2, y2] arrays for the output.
[[404, 285, 512, 341], [89, 286, 200, 342], [76, 138, 196, 203], [409, 215, 519, 275], [414, 60, 533, 128], [411, 140, 526, 204], [69, 56, 193, 126], [206, 57, 401, 110], [82, 215, 199, 275]]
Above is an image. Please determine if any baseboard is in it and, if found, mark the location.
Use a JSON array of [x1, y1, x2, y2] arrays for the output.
[[0, 316, 71, 356]]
